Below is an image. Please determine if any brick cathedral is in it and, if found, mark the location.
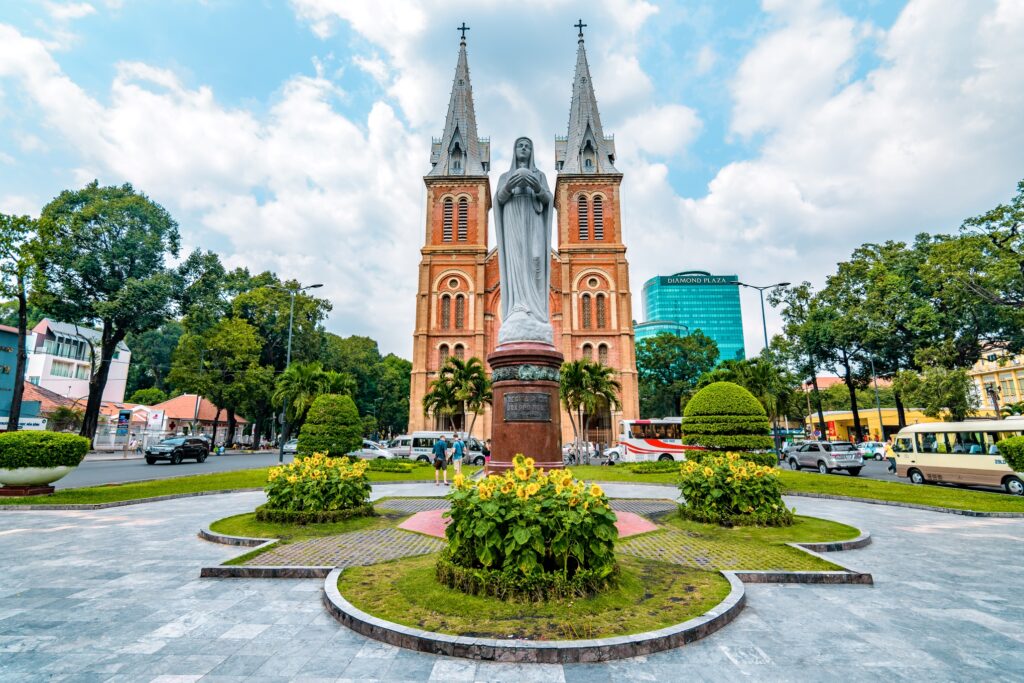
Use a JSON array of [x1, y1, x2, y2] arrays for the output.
[[408, 27, 640, 444]]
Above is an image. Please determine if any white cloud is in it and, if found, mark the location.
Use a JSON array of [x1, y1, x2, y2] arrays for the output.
[[0, 194, 39, 215], [617, 104, 702, 159], [695, 45, 717, 75], [45, 2, 96, 22]]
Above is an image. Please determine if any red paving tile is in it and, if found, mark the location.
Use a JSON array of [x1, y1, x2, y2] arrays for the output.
[[398, 509, 657, 539]]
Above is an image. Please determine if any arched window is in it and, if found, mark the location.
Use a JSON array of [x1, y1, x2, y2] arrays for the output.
[[457, 198, 468, 240], [439, 344, 449, 367], [455, 295, 465, 329], [582, 344, 593, 361], [440, 295, 451, 330], [454, 344, 465, 360], [598, 343, 609, 366], [593, 196, 604, 240], [596, 294, 607, 329], [442, 198, 453, 242], [581, 294, 592, 329], [577, 195, 589, 240]]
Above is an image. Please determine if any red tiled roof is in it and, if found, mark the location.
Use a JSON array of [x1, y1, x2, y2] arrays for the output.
[[22, 382, 76, 414], [149, 394, 247, 423], [0, 324, 19, 335]]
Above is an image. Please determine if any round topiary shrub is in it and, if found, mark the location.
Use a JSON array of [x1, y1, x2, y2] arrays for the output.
[[681, 382, 773, 452], [678, 452, 793, 527], [996, 435, 1024, 472], [296, 394, 362, 458], [439, 455, 619, 601], [0, 431, 90, 469], [262, 453, 373, 521]]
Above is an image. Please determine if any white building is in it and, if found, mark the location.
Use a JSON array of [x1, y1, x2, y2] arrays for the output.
[[26, 319, 131, 403]]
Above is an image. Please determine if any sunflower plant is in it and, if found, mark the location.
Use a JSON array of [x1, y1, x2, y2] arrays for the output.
[[264, 453, 371, 513], [678, 452, 793, 527], [439, 455, 618, 600]]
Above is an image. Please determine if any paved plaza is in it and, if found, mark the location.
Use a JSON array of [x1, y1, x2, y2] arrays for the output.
[[1, 482, 1022, 681]]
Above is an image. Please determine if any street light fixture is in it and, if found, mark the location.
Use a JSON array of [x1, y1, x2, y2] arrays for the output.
[[733, 281, 791, 459], [274, 283, 324, 462]]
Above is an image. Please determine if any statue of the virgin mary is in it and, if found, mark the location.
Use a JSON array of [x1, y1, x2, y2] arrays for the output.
[[494, 137, 554, 346]]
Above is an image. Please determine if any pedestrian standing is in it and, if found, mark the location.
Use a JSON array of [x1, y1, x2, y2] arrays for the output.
[[452, 434, 465, 476], [482, 439, 492, 469], [432, 435, 449, 486]]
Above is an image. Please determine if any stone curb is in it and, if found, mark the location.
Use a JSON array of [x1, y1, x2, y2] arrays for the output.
[[786, 491, 1024, 518], [321, 568, 746, 663], [198, 527, 276, 548], [201, 565, 333, 579], [796, 530, 872, 553], [0, 488, 264, 511]]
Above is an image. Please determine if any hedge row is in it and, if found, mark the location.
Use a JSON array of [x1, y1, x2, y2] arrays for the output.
[[627, 460, 680, 474], [435, 550, 620, 602], [0, 432, 90, 469], [254, 502, 376, 525], [366, 459, 414, 473], [687, 449, 778, 468], [682, 434, 774, 451]]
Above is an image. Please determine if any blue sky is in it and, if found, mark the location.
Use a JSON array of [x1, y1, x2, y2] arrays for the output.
[[1, 0, 1023, 359]]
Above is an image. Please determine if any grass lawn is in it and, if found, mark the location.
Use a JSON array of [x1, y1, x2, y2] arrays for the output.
[[209, 507, 402, 542], [339, 553, 730, 640], [777, 470, 1024, 513], [619, 513, 856, 572], [0, 466, 479, 506], [567, 465, 679, 484]]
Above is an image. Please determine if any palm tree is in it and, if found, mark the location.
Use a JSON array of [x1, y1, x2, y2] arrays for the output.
[[1001, 401, 1024, 417], [561, 359, 622, 458], [323, 370, 357, 397], [560, 360, 589, 456], [581, 361, 622, 447], [438, 356, 492, 439], [422, 378, 460, 431], [273, 361, 329, 432]]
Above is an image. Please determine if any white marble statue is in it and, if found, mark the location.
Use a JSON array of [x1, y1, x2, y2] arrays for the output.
[[494, 137, 554, 346]]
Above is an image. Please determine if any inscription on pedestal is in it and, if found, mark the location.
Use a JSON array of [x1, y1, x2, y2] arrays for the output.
[[504, 392, 551, 422]]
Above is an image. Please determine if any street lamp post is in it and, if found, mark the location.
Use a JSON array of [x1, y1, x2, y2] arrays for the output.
[[275, 283, 324, 463], [734, 281, 791, 460], [985, 382, 1002, 420], [868, 355, 885, 441]]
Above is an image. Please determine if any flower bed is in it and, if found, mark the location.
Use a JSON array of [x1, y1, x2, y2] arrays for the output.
[[441, 455, 619, 601], [678, 452, 793, 527], [263, 453, 372, 520]]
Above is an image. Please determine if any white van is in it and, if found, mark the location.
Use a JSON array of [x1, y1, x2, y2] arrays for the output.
[[388, 431, 487, 465]]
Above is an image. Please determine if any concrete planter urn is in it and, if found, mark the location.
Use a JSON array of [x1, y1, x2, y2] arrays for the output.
[[0, 465, 76, 487], [0, 431, 90, 496]]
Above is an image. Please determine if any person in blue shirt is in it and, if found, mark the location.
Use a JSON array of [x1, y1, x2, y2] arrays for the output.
[[432, 436, 449, 486], [452, 434, 465, 476]]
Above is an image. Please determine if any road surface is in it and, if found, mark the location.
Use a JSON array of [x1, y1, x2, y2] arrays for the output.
[[57, 451, 293, 489]]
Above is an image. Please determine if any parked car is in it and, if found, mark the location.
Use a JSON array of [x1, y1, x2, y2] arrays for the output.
[[145, 437, 209, 465], [348, 439, 399, 460], [785, 440, 864, 476], [282, 438, 298, 455], [388, 432, 487, 465], [859, 441, 887, 460]]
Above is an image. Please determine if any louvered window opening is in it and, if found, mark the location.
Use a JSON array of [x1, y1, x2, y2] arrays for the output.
[[593, 196, 604, 240], [439, 345, 449, 367], [577, 196, 589, 240], [582, 344, 593, 361], [440, 296, 451, 330], [596, 294, 607, 329], [455, 296, 465, 329], [457, 198, 468, 240], [598, 344, 609, 365], [581, 294, 592, 329], [454, 345, 465, 360], [442, 198, 453, 241]]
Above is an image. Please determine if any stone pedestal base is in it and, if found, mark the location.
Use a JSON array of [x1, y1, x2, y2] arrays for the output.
[[0, 485, 55, 497], [486, 342, 564, 475]]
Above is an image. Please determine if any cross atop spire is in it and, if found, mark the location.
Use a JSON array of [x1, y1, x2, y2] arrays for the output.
[[555, 24, 617, 175], [428, 33, 489, 177]]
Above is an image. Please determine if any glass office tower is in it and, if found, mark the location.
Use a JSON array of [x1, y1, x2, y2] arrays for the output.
[[635, 271, 745, 362]]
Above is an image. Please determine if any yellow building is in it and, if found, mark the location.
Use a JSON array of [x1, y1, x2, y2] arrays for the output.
[[969, 351, 1024, 414], [805, 408, 936, 442]]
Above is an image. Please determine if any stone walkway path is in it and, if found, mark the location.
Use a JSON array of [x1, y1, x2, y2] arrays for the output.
[[1, 482, 1022, 681], [248, 528, 444, 568]]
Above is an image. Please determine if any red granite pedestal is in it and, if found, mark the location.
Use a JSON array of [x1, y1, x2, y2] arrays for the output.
[[486, 342, 565, 475], [0, 485, 55, 497]]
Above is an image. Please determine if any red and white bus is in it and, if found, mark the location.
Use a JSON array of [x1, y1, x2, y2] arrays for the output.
[[616, 418, 704, 462]]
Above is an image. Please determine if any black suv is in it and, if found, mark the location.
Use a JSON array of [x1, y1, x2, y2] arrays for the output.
[[145, 437, 209, 465]]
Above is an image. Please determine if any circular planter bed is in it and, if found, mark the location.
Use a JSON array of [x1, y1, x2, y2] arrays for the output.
[[0, 465, 76, 487]]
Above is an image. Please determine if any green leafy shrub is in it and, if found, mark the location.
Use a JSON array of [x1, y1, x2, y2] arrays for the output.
[[687, 449, 778, 468], [996, 435, 1024, 472], [264, 453, 371, 514], [678, 452, 793, 527], [628, 460, 680, 474], [366, 459, 414, 473], [682, 382, 773, 452], [296, 394, 362, 457], [442, 455, 618, 600], [0, 432, 90, 469], [254, 502, 375, 525]]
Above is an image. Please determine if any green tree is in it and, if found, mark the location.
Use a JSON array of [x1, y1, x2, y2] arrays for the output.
[[422, 377, 460, 432], [124, 321, 183, 395], [297, 393, 362, 457], [0, 299, 44, 329], [273, 361, 331, 435], [321, 334, 383, 416], [0, 214, 35, 431], [48, 406, 84, 432], [31, 182, 181, 442], [581, 360, 622, 446], [770, 284, 831, 437], [892, 367, 978, 422], [437, 356, 492, 439], [375, 354, 411, 438], [696, 353, 802, 428], [636, 331, 719, 418], [128, 387, 167, 405], [681, 381, 774, 452], [559, 359, 622, 455]]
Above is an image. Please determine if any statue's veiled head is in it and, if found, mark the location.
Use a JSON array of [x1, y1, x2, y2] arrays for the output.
[[512, 136, 535, 170]]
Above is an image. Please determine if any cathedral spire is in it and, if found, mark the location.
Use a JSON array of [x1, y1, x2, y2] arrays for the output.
[[556, 20, 617, 174], [428, 26, 489, 177]]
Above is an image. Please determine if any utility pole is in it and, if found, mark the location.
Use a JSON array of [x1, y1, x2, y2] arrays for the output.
[[275, 282, 324, 462]]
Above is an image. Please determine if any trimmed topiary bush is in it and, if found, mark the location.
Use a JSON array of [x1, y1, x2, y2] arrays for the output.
[[996, 435, 1024, 472], [0, 431, 90, 469], [686, 449, 778, 468], [296, 394, 362, 458], [678, 452, 793, 527], [682, 382, 773, 452]]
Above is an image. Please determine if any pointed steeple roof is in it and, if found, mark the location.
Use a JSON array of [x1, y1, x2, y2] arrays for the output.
[[556, 25, 618, 174], [428, 33, 489, 177]]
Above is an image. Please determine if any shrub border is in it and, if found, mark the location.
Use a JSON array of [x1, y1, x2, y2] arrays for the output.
[[254, 503, 376, 525]]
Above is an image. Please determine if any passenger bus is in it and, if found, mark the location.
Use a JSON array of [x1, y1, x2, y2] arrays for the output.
[[892, 419, 1024, 495], [616, 418, 705, 462]]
